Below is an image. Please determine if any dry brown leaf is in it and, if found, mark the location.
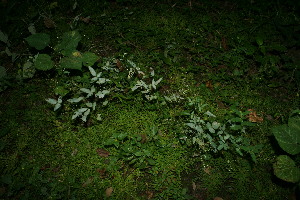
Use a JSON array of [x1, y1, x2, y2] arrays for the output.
[[105, 187, 113, 197], [96, 148, 110, 157], [44, 17, 56, 28], [96, 168, 106, 178], [81, 16, 91, 23], [221, 37, 228, 50], [214, 197, 224, 200], [247, 109, 263, 123], [203, 166, 211, 175], [146, 190, 153, 199], [192, 182, 196, 191], [82, 176, 94, 187], [206, 80, 213, 91]]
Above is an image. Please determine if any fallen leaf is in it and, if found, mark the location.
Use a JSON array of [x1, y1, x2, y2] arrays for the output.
[[116, 59, 124, 71], [203, 166, 211, 175], [247, 109, 263, 123], [221, 37, 228, 50], [71, 148, 78, 156], [105, 187, 113, 197], [216, 100, 227, 109], [214, 197, 224, 200], [146, 190, 153, 199], [96, 168, 106, 178], [44, 17, 56, 28], [96, 148, 110, 157], [80, 16, 91, 23], [192, 182, 196, 191], [206, 80, 213, 91], [82, 176, 94, 187]]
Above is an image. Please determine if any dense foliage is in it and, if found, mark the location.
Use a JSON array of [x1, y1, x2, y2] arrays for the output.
[[0, 0, 299, 199]]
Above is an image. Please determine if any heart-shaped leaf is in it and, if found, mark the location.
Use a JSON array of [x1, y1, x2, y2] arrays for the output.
[[272, 117, 300, 155], [60, 56, 82, 70], [273, 155, 300, 183], [54, 31, 81, 56], [25, 33, 50, 50], [34, 54, 54, 70], [82, 52, 99, 67]]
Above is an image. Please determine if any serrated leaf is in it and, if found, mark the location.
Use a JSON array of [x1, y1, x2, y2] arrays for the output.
[[272, 117, 300, 155], [34, 54, 54, 70], [25, 33, 50, 50], [273, 155, 300, 183]]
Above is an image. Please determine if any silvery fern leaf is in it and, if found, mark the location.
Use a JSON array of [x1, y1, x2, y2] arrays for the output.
[[46, 98, 57, 105], [68, 96, 84, 103], [152, 78, 162, 90], [88, 66, 97, 76], [86, 102, 96, 110], [205, 111, 216, 118], [54, 103, 61, 111], [95, 90, 110, 98], [72, 108, 88, 120], [80, 86, 95, 98], [96, 78, 109, 84], [81, 109, 90, 122]]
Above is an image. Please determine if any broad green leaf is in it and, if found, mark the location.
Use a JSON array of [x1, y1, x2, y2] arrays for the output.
[[54, 31, 81, 56], [82, 52, 99, 67], [34, 54, 54, 70], [273, 155, 300, 183], [272, 117, 300, 155], [25, 33, 50, 50], [60, 56, 82, 70]]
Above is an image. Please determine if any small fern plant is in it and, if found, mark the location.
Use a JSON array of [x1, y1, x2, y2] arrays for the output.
[[180, 97, 262, 162]]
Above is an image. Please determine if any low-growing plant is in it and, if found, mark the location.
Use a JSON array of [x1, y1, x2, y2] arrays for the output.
[[104, 127, 159, 170], [272, 110, 300, 184], [179, 97, 263, 162]]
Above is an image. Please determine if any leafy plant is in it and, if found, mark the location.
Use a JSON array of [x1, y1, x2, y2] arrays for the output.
[[272, 114, 300, 183], [25, 33, 50, 51], [0, 30, 18, 62], [104, 130, 157, 169], [180, 97, 262, 162]]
